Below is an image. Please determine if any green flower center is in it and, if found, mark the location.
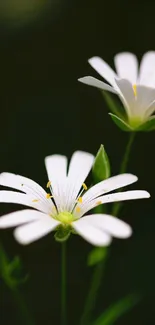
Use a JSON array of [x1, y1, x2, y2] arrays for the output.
[[56, 211, 75, 224], [129, 116, 144, 128]]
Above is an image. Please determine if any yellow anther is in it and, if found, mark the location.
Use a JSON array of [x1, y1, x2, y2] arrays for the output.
[[77, 197, 83, 203], [46, 193, 52, 199], [46, 180, 51, 188], [82, 183, 87, 190], [133, 84, 137, 96], [21, 184, 24, 186], [32, 199, 39, 202], [96, 201, 102, 205], [76, 206, 81, 213]]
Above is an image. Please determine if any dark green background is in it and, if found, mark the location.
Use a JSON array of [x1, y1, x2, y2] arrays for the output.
[[0, 0, 155, 324]]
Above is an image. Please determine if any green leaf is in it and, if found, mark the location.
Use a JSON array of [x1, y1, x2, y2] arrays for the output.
[[93, 145, 111, 184], [136, 116, 155, 131], [87, 247, 108, 266], [92, 293, 141, 325], [109, 113, 133, 131]]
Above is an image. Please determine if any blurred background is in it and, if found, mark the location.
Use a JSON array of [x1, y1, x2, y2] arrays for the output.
[[0, 0, 155, 324]]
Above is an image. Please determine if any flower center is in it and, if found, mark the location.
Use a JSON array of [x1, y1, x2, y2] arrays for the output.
[[56, 211, 75, 224]]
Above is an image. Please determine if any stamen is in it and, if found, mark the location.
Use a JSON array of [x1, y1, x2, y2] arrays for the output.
[[32, 199, 39, 202], [46, 193, 52, 199], [133, 84, 137, 96], [76, 206, 81, 213], [82, 183, 87, 190], [46, 181, 51, 188], [77, 197, 83, 203], [96, 200, 102, 205]]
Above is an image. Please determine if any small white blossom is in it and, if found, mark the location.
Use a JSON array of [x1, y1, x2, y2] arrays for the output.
[[0, 151, 150, 246], [79, 52, 155, 130]]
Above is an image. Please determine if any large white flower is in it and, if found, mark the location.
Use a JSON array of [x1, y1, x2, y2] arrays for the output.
[[0, 151, 150, 246], [79, 52, 155, 131]]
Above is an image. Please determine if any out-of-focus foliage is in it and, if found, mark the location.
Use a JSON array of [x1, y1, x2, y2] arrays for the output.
[[87, 247, 107, 266], [0, 244, 27, 289], [0, 0, 63, 26], [92, 293, 141, 325]]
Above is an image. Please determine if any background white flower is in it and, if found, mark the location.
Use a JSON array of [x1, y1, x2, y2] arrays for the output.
[[79, 52, 155, 130], [0, 151, 150, 246]]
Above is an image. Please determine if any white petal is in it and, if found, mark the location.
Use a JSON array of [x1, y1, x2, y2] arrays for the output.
[[114, 52, 138, 84], [115, 79, 136, 117], [65, 151, 94, 211], [78, 76, 117, 93], [139, 51, 155, 87], [81, 174, 138, 204], [0, 191, 53, 214], [0, 209, 43, 228], [44, 154, 68, 212], [45, 154, 67, 181], [0, 172, 51, 210], [77, 190, 150, 217], [136, 86, 155, 116], [73, 217, 112, 246], [88, 56, 119, 90], [14, 217, 60, 245], [0, 172, 47, 196], [81, 214, 132, 238]]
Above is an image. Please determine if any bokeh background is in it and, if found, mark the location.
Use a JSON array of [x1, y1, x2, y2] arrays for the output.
[[0, 0, 155, 324]]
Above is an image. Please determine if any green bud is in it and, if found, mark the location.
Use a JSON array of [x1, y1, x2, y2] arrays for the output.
[[93, 144, 111, 184]]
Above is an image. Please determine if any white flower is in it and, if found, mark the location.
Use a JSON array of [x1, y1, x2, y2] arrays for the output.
[[0, 151, 150, 246], [79, 52, 155, 130]]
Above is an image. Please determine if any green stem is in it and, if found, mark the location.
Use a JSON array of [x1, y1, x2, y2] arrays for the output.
[[80, 133, 135, 325], [80, 257, 106, 325], [61, 241, 66, 325], [112, 132, 135, 216], [119, 132, 135, 174]]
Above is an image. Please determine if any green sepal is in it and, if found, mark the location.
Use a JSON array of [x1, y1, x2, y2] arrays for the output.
[[54, 224, 71, 242], [102, 91, 126, 119], [93, 144, 111, 184], [87, 247, 107, 267], [92, 293, 141, 325], [136, 116, 155, 131], [109, 113, 133, 131]]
